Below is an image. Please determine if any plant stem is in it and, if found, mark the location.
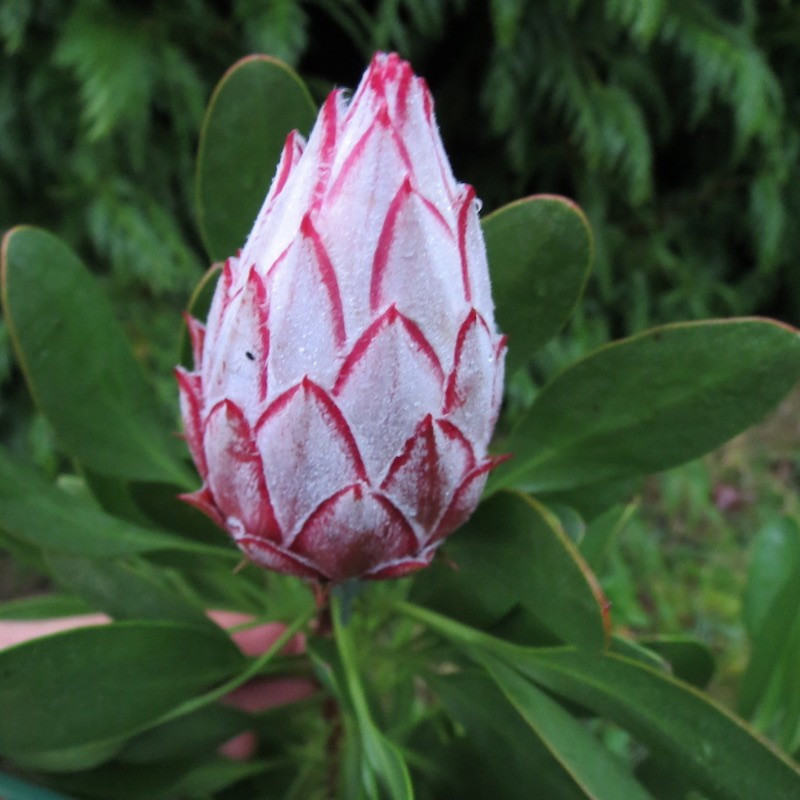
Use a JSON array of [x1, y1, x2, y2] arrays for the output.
[[332, 593, 415, 799]]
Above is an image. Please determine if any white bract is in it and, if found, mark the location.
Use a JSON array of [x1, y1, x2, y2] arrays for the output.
[[177, 53, 505, 581]]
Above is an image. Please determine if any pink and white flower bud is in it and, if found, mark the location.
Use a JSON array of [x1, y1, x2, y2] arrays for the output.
[[177, 53, 506, 582]]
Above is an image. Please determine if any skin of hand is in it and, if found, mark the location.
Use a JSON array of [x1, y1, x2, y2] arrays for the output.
[[0, 609, 316, 761]]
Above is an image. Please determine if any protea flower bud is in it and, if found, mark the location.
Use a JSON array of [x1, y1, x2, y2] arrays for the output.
[[177, 53, 506, 582]]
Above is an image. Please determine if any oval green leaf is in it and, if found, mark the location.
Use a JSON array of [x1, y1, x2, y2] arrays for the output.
[[490, 319, 800, 493], [196, 55, 317, 261], [480, 655, 656, 800], [638, 636, 716, 689], [0, 622, 245, 770], [738, 548, 800, 719], [432, 670, 606, 800], [403, 606, 800, 800], [47, 757, 267, 800], [743, 516, 800, 637], [1, 227, 190, 485], [46, 554, 219, 633], [0, 593, 92, 621], [129, 479, 226, 545], [119, 705, 248, 763], [513, 649, 800, 800], [482, 195, 593, 373], [578, 501, 639, 573], [0, 446, 234, 559], [411, 491, 609, 650]]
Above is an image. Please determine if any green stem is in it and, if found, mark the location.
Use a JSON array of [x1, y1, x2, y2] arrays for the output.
[[395, 600, 501, 651], [333, 594, 414, 799], [332, 593, 372, 729]]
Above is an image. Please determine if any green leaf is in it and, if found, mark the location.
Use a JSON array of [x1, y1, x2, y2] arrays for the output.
[[119, 705, 249, 763], [634, 756, 695, 800], [162, 562, 269, 617], [46, 554, 219, 632], [490, 319, 800, 493], [479, 654, 655, 800], [432, 670, 591, 800], [775, 617, 800, 753], [46, 757, 268, 800], [0, 622, 245, 770], [400, 605, 800, 800], [147, 607, 314, 738], [0, 447, 235, 559], [511, 649, 800, 800], [128, 480, 226, 546], [0, 527, 48, 575], [333, 595, 414, 800], [539, 476, 640, 522], [738, 544, 800, 718], [484, 603, 558, 647], [168, 758, 269, 797], [609, 635, 670, 673], [196, 55, 317, 261], [82, 471, 153, 526], [412, 491, 608, 649], [306, 635, 347, 705], [358, 718, 412, 800], [0, 227, 190, 485], [739, 517, 800, 749], [545, 502, 586, 544], [483, 195, 593, 373], [743, 516, 800, 637], [640, 636, 715, 689], [0, 593, 92, 620], [578, 501, 639, 573]]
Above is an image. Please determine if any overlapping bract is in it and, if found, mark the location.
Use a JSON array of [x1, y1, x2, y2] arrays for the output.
[[177, 53, 506, 581]]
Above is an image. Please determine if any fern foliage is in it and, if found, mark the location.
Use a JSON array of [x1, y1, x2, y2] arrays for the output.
[[2, 0, 799, 407], [475, 0, 795, 332]]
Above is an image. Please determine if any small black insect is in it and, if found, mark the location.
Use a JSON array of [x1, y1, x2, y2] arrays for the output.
[[245, 351, 255, 361]]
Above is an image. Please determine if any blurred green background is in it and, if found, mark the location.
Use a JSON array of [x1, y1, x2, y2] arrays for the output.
[[2, 0, 799, 748]]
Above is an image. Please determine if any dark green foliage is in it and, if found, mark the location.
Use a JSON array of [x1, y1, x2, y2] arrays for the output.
[[1, 0, 798, 411]]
